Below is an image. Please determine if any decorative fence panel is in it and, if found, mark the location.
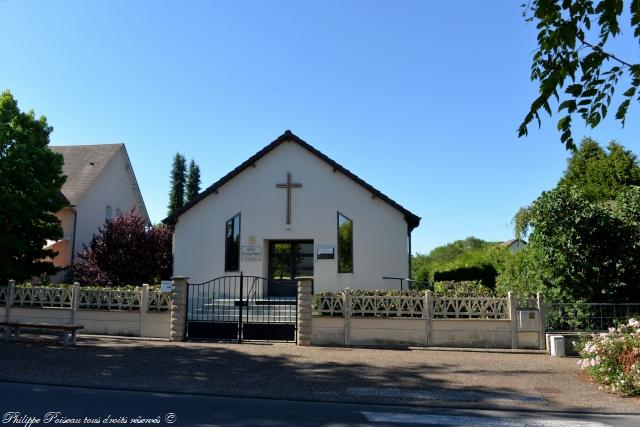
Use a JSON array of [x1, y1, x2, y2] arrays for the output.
[[148, 291, 171, 311], [4, 286, 171, 312], [315, 294, 344, 316], [433, 297, 508, 319], [78, 289, 141, 310], [351, 295, 424, 318], [314, 293, 512, 319], [12, 287, 73, 308]]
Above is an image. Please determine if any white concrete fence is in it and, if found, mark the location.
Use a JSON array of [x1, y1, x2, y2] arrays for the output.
[[0, 281, 171, 338], [1, 278, 546, 350], [306, 287, 546, 349]]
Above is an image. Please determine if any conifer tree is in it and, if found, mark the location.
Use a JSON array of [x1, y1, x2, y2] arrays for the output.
[[167, 153, 186, 216], [185, 159, 201, 203]]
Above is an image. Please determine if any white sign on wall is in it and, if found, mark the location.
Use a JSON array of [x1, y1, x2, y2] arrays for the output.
[[160, 280, 173, 292], [241, 246, 262, 261], [316, 245, 335, 260]]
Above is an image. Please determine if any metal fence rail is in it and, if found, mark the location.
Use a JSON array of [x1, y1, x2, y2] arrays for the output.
[[546, 302, 640, 332]]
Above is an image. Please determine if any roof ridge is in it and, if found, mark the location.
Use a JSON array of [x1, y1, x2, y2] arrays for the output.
[[163, 131, 421, 230]]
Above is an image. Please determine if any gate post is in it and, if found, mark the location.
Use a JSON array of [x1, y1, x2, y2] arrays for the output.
[[170, 276, 189, 342], [508, 291, 518, 349], [425, 290, 433, 347], [343, 288, 351, 346], [537, 292, 546, 350], [5, 280, 15, 323], [296, 277, 313, 346]]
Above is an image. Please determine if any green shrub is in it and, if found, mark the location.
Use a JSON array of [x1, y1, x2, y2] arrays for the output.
[[433, 281, 495, 298], [578, 318, 640, 396], [434, 265, 498, 289], [313, 281, 495, 299], [16, 282, 161, 292]]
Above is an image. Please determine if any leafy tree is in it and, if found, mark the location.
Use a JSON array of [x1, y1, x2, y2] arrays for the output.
[[519, 0, 640, 150], [515, 137, 640, 237], [558, 138, 640, 200], [167, 153, 186, 216], [70, 212, 172, 286], [508, 186, 640, 302], [0, 90, 67, 284], [495, 245, 549, 298], [185, 159, 201, 203]]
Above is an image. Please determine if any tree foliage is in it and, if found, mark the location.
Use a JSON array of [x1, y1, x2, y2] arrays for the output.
[[519, 0, 640, 149], [70, 212, 172, 286], [505, 140, 640, 301], [514, 137, 640, 238], [167, 153, 186, 216], [0, 90, 67, 284], [185, 159, 201, 202], [508, 186, 640, 302], [558, 137, 640, 199]]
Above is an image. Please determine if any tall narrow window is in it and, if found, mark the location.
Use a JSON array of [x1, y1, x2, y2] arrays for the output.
[[337, 212, 353, 273], [225, 213, 241, 271]]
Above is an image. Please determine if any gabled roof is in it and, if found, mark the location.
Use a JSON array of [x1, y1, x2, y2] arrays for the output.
[[49, 144, 122, 205], [500, 238, 527, 247], [164, 130, 421, 230]]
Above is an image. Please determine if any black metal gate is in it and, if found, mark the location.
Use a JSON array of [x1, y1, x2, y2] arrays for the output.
[[186, 273, 297, 342]]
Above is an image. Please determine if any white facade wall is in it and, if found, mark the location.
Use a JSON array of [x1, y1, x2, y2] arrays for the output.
[[72, 149, 148, 260], [174, 141, 411, 292]]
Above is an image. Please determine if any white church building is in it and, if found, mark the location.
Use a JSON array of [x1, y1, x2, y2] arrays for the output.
[[165, 131, 420, 293]]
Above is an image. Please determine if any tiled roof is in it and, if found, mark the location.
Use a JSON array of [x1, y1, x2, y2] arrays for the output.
[[49, 144, 122, 205]]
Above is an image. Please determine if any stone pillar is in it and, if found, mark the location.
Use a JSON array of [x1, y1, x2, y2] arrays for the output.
[[425, 290, 433, 347], [343, 288, 351, 346], [140, 284, 150, 337], [296, 277, 313, 346], [5, 280, 15, 323], [170, 276, 189, 342], [537, 292, 546, 350], [508, 291, 518, 349], [70, 282, 80, 325]]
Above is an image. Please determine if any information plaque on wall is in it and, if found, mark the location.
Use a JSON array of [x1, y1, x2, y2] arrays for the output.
[[160, 280, 173, 292], [241, 246, 262, 261], [316, 245, 335, 260]]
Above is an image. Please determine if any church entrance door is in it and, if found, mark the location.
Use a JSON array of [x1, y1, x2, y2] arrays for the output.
[[268, 240, 314, 297]]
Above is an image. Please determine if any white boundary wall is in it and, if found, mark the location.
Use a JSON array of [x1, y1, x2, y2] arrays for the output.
[[310, 291, 546, 349], [0, 284, 170, 339]]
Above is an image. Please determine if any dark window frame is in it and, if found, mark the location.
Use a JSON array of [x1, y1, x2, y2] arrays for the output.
[[337, 211, 353, 273], [224, 212, 241, 272]]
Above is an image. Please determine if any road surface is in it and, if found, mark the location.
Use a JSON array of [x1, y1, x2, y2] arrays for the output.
[[1, 381, 638, 426]]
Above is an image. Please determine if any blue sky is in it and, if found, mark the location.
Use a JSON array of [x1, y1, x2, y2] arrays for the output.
[[2, 1, 639, 254]]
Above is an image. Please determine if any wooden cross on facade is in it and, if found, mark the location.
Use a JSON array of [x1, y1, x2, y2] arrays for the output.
[[276, 172, 302, 225]]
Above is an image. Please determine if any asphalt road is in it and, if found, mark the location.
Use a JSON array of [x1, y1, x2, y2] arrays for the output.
[[1, 381, 638, 427]]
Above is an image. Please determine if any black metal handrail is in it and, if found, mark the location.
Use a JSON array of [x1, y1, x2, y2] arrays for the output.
[[382, 276, 432, 291]]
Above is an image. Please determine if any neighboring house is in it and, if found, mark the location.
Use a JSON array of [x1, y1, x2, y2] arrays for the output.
[[500, 238, 527, 252], [46, 144, 149, 277], [165, 130, 421, 293]]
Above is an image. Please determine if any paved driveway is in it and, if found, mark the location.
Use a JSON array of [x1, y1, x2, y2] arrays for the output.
[[1, 336, 638, 414]]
